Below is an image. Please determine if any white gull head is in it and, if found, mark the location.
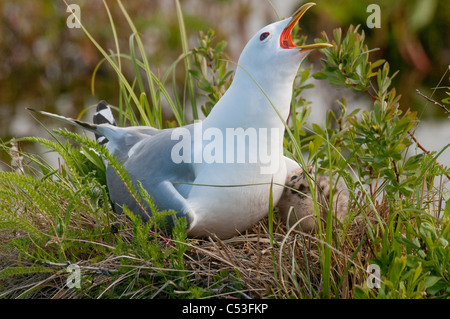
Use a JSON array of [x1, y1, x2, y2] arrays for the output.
[[205, 2, 333, 130]]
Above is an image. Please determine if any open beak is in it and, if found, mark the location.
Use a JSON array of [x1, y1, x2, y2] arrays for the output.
[[280, 2, 333, 51]]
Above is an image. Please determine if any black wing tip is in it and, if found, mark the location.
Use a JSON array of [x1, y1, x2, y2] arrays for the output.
[[74, 119, 97, 130], [94, 100, 116, 126], [96, 100, 109, 112]]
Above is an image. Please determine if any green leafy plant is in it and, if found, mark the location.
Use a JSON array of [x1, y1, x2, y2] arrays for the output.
[[299, 25, 450, 298], [190, 29, 234, 117]]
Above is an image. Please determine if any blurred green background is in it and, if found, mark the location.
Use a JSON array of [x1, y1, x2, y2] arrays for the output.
[[0, 0, 449, 166]]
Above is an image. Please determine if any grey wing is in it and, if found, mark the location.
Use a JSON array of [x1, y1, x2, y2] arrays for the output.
[[96, 125, 161, 162], [105, 125, 197, 227]]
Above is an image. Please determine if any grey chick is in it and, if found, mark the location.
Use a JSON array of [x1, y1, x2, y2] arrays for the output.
[[277, 168, 349, 232]]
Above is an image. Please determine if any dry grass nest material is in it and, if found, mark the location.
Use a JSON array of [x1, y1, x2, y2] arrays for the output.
[[0, 208, 375, 299]]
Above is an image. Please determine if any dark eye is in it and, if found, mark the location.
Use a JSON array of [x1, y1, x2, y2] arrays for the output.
[[260, 32, 270, 41]]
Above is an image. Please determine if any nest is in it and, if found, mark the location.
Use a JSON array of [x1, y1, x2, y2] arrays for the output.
[[0, 207, 375, 299]]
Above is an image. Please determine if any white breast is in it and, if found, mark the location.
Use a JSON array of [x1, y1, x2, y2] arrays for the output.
[[186, 160, 286, 238]]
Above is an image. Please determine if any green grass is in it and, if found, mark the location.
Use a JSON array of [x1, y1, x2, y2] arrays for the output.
[[0, 1, 449, 299]]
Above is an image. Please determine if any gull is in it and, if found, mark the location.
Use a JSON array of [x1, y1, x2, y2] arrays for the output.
[[28, 3, 332, 239]]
